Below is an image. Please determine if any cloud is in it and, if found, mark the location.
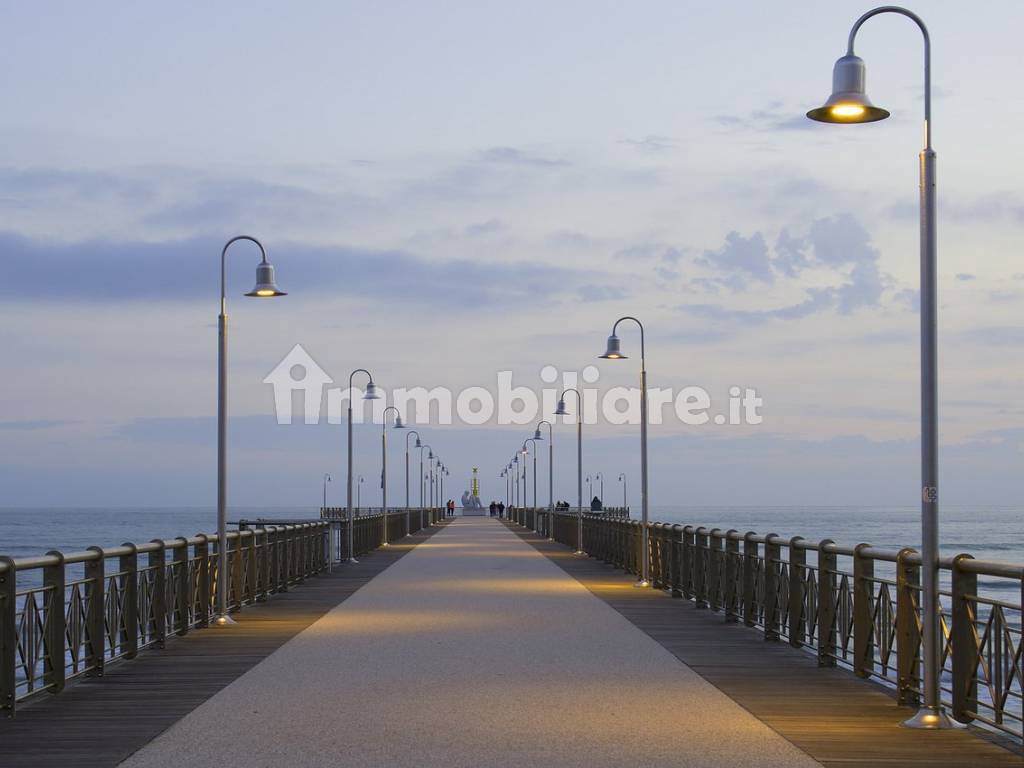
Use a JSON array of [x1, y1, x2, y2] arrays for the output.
[[712, 102, 820, 133], [479, 146, 568, 168], [576, 284, 628, 302], [695, 231, 774, 287], [619, 135, 675, 153], [682, 214, 886, 321], [614, 243, 682, 262], [0, 419, 75, 431], [955, 273, 976, 281], [0, 231, 598, 307]]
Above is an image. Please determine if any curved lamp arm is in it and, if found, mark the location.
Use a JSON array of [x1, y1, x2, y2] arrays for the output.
[[611, 316, 646, 367], [349, 367, 373, 392], [847, 6, 931, 147], [406, 429, 420, 449], [221, 235, 267, 312], [536, 419, 553, 440]]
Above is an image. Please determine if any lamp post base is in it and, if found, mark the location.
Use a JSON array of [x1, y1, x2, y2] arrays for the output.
[[633, 579, 651, 588], [901, 706, 958, 730], [347, 557, 360, 564], [213, 613, 237, 626], [573, 550, 585, 556]]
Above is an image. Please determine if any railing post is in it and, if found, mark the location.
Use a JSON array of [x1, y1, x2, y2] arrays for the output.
[[120, 543, 139, 660], [43, 551, 66, 695], [0, 557, 17, 716], [84, 547, 106, 675], [708, 529, 723, 612], [257, 528, 269, 601], [670, 525, 683, 598], [896, 547, 922, 707], [853, 543, 874, 679], [682, 526, 695, 599], [171, 538, 189, 636], [694, 528, 708, 609], [788, 537, 805, 648], [230, 531, 243, 610], [817, 539, 836, 667], [149, 540, 167, 649], [743, 532, 757, 628], [763, 535, 780, 641], [724, 530, 739, 623], [245, 529, 258, 601], [951, 553, 977, 723], [194, 534, 210, 628]]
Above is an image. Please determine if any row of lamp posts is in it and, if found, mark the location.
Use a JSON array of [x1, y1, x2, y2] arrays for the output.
[[215, 3, 949, 731]]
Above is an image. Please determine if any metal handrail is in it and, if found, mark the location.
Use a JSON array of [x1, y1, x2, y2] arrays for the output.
[[542, 510, 1023, 744]]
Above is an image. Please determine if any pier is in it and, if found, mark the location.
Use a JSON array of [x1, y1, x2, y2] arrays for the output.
[[1, 510, 1020, 766]]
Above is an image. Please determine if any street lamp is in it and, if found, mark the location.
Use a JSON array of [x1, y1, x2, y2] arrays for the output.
[[595, 472, 604, 507], [357, 475, 364, 510], [380, 407, 404, 547], [214, 235, 286, 627], [618, 472, 627, 511], [346, 369, 380, 564], [599, 316, 650, 587], [523, 439, 539, 511], [554, 389, 584, 555], [512, 454, 520, 509], [323, 473, 332, 511], [807, 6, 948, 730], [534, 421, 554, 538], [405, 430, 420, 532], [586, 474, 593, 503], [419, 444, 433, 524]]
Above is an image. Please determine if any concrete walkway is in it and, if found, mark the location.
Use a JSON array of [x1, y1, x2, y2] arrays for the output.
[[120, 517, 821, 768]]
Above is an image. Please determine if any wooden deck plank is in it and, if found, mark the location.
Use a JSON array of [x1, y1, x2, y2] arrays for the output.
[[508, 524, 1023, 768], [0, 523, 447, 768]]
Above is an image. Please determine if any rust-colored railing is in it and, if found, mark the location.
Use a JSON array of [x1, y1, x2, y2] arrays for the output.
[[0, 522, 330, 717], [540, 511, 1023, 743]]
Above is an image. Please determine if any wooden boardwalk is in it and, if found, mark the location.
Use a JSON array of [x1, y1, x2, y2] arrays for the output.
[[506, 524, 1023, 768], [0, 523, 447, 768]]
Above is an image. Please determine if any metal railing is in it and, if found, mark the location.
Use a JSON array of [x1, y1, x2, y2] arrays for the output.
[[507, 506, 628, 537], [320, 506, 443, 557], [542, 511, 1023, 744], [0, 522, 330, 717]]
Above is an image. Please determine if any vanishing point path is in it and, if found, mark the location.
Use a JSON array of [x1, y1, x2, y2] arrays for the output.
[[121, 516, 816, 768]]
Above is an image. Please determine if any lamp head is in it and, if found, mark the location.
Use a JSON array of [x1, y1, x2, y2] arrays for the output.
[[245, 261, 287, 297], [393, 415, 405, 429], [554, 398, 568, 416], [363, 381, 381, 400], [414, 437, 422, 448], [533, 427, 543, 441], [427, 449, 434, 460], [807, 54, 889, 124], [599, 334, 627, 359]]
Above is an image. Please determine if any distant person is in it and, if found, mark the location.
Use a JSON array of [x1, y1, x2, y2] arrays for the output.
[[447, 499, 455, 517], [591, 496, 602, 512], [498, 501, 505, 518], [489, 501, 497, 517]]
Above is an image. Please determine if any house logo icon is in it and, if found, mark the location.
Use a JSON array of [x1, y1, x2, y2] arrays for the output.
[[263, 344, 334, 424]]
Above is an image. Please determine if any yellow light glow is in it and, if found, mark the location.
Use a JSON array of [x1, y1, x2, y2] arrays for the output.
[[830, 103, 866, 118], [255, 289, 276, 296]]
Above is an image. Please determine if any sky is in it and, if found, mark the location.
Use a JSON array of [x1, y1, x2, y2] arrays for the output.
[[1, 0, 1022, 510]]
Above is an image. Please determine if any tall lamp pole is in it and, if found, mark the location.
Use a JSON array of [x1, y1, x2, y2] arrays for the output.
[[523, 438, 539, 511], [419, 444, 432, 527], [618, 473, 627, 511], [323, 473, 331, 511], [534, 421, 554, 538], [346, 369, 380, 563], [586, 475, 593, 503], [599, 316, 650, 587], [215, 235, 286, 627], [807, 5, 948, 730], [357, 475, 364, 511], [554, 389, 584, 555], [513, 455, 520, 509], [380, 407, 404, 546], [405, 431, 420, 532]]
